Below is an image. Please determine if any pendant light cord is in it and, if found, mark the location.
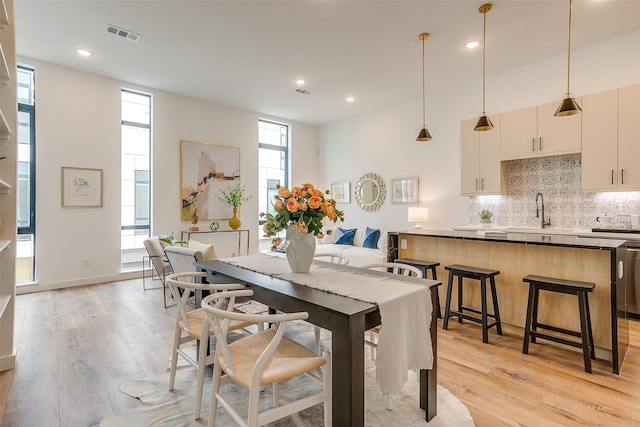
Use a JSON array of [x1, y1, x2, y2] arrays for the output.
[[482, 8, 487, 115], [566, 0, 573, 95], [421, 35, 426, 127]]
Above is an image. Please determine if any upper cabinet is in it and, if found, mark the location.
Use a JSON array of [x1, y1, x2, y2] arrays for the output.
[[460, 116, 504, 196], [582, 84, 640, 192], [500, 100, 582, 160]]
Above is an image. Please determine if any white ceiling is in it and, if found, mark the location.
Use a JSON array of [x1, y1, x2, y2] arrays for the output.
[[14, 0, 640, 126]]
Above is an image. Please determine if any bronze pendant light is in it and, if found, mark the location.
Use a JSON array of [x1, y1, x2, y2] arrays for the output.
[[416, 32, 432, 142], [555, 0, 582, 116], [474, 3, 494, 132]]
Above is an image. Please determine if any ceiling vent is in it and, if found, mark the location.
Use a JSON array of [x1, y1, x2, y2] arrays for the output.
[[107, 24, 141, 42], [295, 88, 311, 95]]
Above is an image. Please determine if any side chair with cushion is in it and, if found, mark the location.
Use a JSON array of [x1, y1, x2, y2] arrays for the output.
[[201, 289, 332, 427], [142, 236, 173, 307], [166, 272, 251, 421]]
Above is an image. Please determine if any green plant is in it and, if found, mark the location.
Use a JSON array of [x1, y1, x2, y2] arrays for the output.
[[479, 209, 493, 220], [159, 232, 187, 246], [217, 182, 252, 208]]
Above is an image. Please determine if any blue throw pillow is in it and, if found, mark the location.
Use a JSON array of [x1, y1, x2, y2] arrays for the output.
[[335, 227, 356, 246], [363, 227, 381, 249]]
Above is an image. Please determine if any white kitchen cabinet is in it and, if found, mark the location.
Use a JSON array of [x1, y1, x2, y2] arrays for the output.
[[500, 100, 581, 160], [582, 84, 640, 191], [460, 116, 504, 195]]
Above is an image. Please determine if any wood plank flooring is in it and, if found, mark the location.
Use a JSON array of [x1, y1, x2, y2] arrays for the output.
[[1, 278, 639, 426]]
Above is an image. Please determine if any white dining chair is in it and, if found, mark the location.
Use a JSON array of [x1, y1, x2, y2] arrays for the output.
[[166, 272, 252, 420], [310, 252, 349, 353], [362, 262, 423, 410], [201, 289, 332, 427]]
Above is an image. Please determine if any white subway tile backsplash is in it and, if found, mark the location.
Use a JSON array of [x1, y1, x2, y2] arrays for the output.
[[470, 154, 640, 230]]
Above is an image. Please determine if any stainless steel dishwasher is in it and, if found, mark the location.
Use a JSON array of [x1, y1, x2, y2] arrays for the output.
[[627, 243, 640, 319]]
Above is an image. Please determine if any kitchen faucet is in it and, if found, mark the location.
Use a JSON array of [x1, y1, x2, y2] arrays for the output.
[[535, 192, 551, 229]]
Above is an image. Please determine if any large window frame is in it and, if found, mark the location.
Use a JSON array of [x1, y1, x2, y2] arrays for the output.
[[16, 66, 36, 284], [258, 119, 289, 224], [120, 89, 152, 271]]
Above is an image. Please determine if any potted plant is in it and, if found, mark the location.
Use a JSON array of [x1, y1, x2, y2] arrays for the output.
[[217, 182, 252, 229], [479, 209, 493, 227]]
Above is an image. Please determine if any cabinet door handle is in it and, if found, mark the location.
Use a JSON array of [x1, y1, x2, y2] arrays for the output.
[[481, 178, 485, 191], [611, 170, 615, 185], [539, 137, 543, 151], [621, 169, 625, 185], [475, 178, 479, 190], [531, 138, 536, 151]]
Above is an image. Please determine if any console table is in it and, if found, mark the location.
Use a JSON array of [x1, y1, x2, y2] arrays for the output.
[[181, 229, 250, 257]]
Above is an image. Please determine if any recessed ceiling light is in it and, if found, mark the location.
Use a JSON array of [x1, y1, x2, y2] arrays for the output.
[[465, 41, 480, 49], [346, 96, 355, 103], [76, 49, 93, 57], [295, 79, 306, 85]]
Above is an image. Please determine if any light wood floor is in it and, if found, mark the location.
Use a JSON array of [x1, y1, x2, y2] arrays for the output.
[[1, 278, 639, 426]]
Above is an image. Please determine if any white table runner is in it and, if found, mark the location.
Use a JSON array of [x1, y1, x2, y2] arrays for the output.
[[219, 254, 433, 394]]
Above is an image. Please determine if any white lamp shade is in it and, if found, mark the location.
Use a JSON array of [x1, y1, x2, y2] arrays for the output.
[[408, 207, 429, 228]]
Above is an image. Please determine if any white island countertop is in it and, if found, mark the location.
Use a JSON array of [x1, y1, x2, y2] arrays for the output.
[[452, 225, 640, 241]]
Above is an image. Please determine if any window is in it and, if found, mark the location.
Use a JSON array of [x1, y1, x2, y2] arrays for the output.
[[16, 66, 35, 284], [121, 89, 151, 271], [258, 119, 289, 222]]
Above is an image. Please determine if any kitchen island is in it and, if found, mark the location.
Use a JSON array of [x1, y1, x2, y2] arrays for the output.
[[389, 229, 629, 374]]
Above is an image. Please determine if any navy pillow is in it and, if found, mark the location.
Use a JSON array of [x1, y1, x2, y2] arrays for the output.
[[335, 227, 356, 245], [363, 227, 381, 249]]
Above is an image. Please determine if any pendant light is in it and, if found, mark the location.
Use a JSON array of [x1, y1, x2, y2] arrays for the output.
[[474, 3, 494, 132], [554, 0, 582, 116], [416, 32, 432, 142]]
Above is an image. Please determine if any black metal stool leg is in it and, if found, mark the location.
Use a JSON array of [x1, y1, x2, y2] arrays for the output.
[[523, 283, 535, 354], [457, 275, 463, 324], [480, 277, 489, 344], [489, 275, 502, 335], [442, 272, 454, 330]]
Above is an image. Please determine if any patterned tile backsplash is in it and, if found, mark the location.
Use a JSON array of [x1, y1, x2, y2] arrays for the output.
[[469, 154, 640, 230]]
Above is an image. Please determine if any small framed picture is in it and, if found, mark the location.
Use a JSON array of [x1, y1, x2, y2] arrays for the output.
[[331, 181, 351, 203], [390, 177, 419, 204], [61, 167, 103, 207]]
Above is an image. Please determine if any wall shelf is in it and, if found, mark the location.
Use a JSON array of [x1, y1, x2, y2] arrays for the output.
[[0, 0, 7, 29], [0, 43, 9, 85], [0, 294, 9, 319], [0, 179, 10, 194], [0, 109, 10, 139]]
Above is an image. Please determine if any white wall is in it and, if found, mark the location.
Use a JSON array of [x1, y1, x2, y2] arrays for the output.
[[19, 58, 319, 291], [318, 31, 640, 232], [16, 30, 640, 291]]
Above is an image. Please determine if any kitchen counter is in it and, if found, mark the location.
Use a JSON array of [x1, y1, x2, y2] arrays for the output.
[[452, 225, 640, 242], [389, 229, 629, 374]]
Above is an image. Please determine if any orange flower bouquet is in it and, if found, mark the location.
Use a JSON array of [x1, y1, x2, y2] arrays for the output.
[[260, 183, 345, 250]]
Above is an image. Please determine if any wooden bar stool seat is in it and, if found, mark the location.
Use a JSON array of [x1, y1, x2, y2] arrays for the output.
[[522, 274, 596, 373], [442, 264, 502, 343], [395, 258, 442, 318]]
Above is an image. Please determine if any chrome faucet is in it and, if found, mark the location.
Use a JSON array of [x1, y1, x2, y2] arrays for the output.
[[535, 192, 551, 229]]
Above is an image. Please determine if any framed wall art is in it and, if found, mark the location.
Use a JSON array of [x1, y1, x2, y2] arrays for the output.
[[180, 139, 241, 221], [331, 181, 351, 203], [61, 167, 103, 207], [390, 177, 419, 204]]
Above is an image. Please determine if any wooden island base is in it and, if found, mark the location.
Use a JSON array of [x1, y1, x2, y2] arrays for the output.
[[394, 231, 628, 373]]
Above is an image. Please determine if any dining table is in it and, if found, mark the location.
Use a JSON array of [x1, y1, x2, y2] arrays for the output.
[[195, 254, 440, 426]]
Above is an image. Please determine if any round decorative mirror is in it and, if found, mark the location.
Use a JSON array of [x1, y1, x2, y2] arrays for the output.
[[355, 172, 386, 212]]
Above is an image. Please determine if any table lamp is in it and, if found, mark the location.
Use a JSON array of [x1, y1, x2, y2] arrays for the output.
[[408, 206, 429, 229]]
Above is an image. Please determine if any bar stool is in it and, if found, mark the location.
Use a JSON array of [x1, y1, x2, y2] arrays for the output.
[[522, 274, 596, 373], [395, 258, 442, 318], [443, 264, 502, 343]]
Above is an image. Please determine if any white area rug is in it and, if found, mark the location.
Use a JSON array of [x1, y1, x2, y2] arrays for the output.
[[99, 362, 474, 427]]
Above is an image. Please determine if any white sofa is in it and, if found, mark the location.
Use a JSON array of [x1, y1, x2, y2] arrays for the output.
[[314, 227, 387, 267]]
